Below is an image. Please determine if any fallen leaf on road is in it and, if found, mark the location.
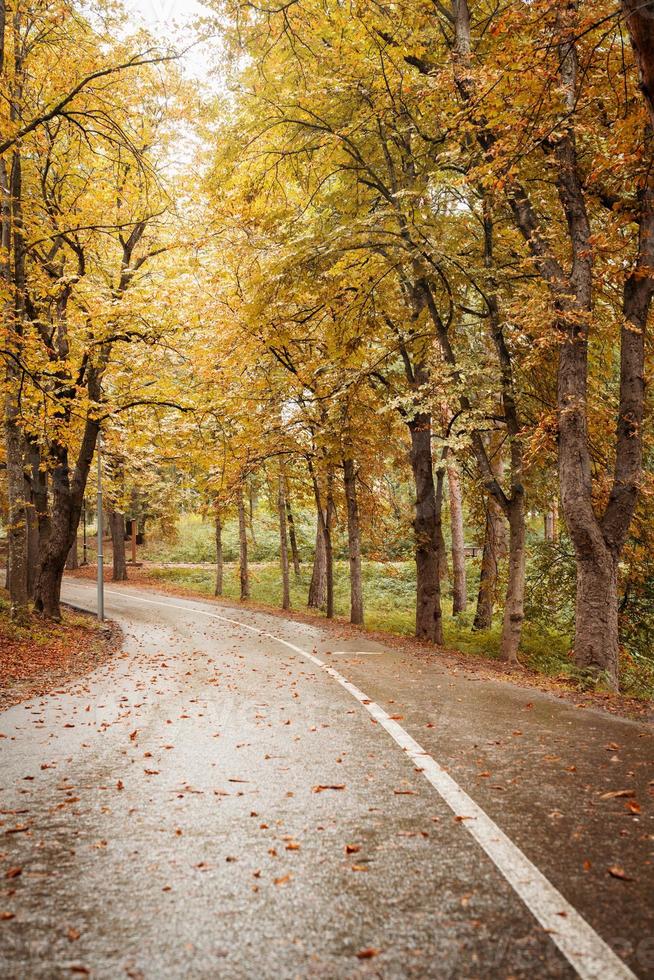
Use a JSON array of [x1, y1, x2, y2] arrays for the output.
[[274, 874, 292, 886], [394, 789, 416, 795], [607, 866, 633, 881], [5, 868, 22, 879], [345, 844, 360, 854], [312, 785, 345, 793], [356, 948, 380, 959], [0, 912, 15, 920], [351, 864, 368, 872], [600, 789, 635, 800], [67, 927, 81, 942], [626, 801, 641, 814], [116, 780, 124, 791]]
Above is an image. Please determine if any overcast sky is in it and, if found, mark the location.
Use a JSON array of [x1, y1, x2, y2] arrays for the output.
[[123, 0, 221, 81], [125, 0, 206, 30]]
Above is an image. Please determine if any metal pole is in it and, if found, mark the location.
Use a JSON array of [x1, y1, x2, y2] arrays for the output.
[[97, 432, 104, 622], [82, 500, 87, 566]]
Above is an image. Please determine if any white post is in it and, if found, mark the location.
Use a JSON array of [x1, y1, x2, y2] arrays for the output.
[[97, 431, 104, 622]]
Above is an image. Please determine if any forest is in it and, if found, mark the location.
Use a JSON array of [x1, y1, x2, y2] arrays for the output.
[[2, 0, 654, 697]]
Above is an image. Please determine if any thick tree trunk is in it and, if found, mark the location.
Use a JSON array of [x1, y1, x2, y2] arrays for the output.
[[215, 512, 223, 597], [408, 416, 443, 644], [500, 494, 526, 663], [284, 477, 301, 580], [238, 486, 250, 600], [621, 0, 654, 128], [33, 416, 100, 620], [343, 458, 364, 626], [308, 511, 327, 609], [2, 149, 28, 622], [278, 473, 290, 611], [447, 462, 467, 614], [108, 510, 127, 582], [26, 474, 39, 597], [65, 536, 79, 571], [4, 406, 28, 621], [574, 548, 619, 686], [26, 439, 46, 598]]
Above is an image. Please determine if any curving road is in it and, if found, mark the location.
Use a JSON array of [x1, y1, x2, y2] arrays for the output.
[[0, 580, 652, 979]]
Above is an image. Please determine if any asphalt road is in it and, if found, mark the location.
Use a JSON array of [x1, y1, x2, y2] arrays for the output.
[[0, 580, 652, 980]]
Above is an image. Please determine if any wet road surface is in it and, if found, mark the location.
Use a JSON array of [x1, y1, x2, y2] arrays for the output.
[[0, 580, 652, 979]]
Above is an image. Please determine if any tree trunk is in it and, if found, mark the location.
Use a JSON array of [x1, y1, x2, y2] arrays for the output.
[[248, 482, 257, 546], [447, 462, 467, 614], [474, 496, 505, 630], [308, 510, 327, 609], [573, 548, 619, 687], [323, 472, 335, 620], [238, 486, 250, 600], [343, 458, 364, 626], [215, 512, 223, 597], [284, 477, 301, 580], [26, 474, 39, 597], [500, 494, 526, 663], [108, 510, 127, 582], [33, 415, 100, 620], [65, 536, 79, 571], [4, 406, 28, 621], [2, 148, 28, 622], [621, 0, 654, 128], [278, 473, 290, 611], [544, 499, 558, 542], [408, 416, 443, 644], [26, 438, 47, 598], [308, 465, 334, 617]]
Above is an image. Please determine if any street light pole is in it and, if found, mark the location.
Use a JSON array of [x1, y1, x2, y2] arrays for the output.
[[82, 499, 88, 566], [97, 431, 104, 622]]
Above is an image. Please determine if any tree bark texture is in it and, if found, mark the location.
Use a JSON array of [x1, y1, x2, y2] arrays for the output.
[[447, 462, 467, 614], [343, 458, 364, 626], [108, 510, 127, 582], [278, 473, 291, 610], [215, 511, 223, 597], [284, 476, 301, 580], [65, 535, 79, 571], [238, 485, 250, 600], [474, 477, 507, 632], [409, 415, 443, 645]]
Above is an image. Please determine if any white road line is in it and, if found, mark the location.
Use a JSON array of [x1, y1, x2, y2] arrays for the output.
[[70, 584, 636, 980]]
